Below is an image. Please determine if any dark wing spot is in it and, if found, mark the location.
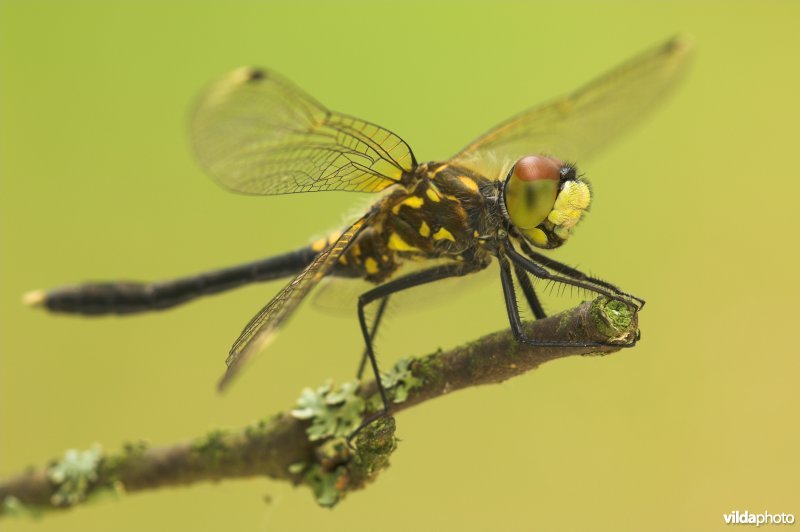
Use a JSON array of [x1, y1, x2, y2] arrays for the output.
[[246, 68, 267, 82]]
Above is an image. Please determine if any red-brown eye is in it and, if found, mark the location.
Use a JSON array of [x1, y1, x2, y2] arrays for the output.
[[513, 155, 563, 182]]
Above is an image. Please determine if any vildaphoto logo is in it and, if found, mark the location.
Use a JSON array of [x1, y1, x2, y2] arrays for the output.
[[724, 511, 795, 526]]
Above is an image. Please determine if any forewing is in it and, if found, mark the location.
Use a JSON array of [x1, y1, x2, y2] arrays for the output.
[[191, 68, 416, 195], [450, 36, 693, 177], [218, 216, 367, 390]]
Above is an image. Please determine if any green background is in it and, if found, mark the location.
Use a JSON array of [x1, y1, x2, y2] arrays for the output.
[[1, 1, 798, 531]]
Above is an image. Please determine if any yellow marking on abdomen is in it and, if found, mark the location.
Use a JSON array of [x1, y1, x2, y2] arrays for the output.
[[364, 257, 379, 275], [433, 227, 456, 242], [313, 230, 344, 252], [458, 176, 479, 193], [327, 231, 342, 244], [419, 220, 431, 237], [311, 238, 327, 252], [350, 244, 362, 263], [388, 233, 422, 252]]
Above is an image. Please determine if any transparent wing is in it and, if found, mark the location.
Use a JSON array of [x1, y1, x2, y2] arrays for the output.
[[450, 36, 693, 177], [191, 68, 416, 195], [218, 216, 367, 390], [313, 259, 497, 315]]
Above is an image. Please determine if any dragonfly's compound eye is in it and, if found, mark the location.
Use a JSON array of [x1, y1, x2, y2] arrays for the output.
[[504, 156, 592, 248], [504, 156, 561, 232], [514, 155, 563, 182]]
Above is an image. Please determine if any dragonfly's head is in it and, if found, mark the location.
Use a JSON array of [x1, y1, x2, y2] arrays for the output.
[[503, 155, 591, 249]]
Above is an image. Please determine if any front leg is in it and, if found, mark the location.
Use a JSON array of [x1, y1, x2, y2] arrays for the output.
[[498, 255, 637, 348], [515, 237, 645, 309], [512, 261, 547, 320], [505, 245, 643, 311]]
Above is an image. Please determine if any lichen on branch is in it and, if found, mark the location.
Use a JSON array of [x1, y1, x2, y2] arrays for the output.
[[0, 296, 638, 519]]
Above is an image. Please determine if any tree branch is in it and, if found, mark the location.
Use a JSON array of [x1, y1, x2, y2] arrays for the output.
[[0, 297, 638, 518]]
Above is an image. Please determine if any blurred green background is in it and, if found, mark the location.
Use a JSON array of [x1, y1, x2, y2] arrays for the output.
[[1, 1, 798, 531]]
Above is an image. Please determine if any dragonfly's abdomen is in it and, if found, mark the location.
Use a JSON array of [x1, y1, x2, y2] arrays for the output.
[[29, 247, 318, 315], [334, 225, 399, 282]]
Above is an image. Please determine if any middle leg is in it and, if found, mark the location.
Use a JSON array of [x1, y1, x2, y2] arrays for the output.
[[352, 262, 482, 438]]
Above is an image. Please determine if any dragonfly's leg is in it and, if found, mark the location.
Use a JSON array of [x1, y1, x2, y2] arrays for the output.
[[512, 262, 547, 319], [505, 245, 640, 311], [515, 238, 645, 309], [499, 256, 637, 348], [356, 296, 390, 379], [349, 263, 477, 442]]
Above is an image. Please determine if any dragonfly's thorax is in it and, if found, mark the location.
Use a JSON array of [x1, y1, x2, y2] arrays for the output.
[[338, 162, 501, 283]]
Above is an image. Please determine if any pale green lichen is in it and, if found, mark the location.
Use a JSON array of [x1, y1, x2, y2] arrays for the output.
[[2, 496, 22, 515], [589, 297, 638, 346], [191, 429, 231, 466], [244, 419, 270, 441], [302, 417, 397, 508], [557, 308, 574, 334], [603, 299, 635, 330], [411, 350, 444, 390], [48, 444, 102, 507], [287, 462, 307, 475], [303, 440, 351, 507], [2, 495, 43, 519], [381, 358, 423, 403], [348, 416, 397, 486], [292, 380, 365, 441], [305, 462, 347, 507], [98, 439, 148, 491], [121, 439, 149, 456]]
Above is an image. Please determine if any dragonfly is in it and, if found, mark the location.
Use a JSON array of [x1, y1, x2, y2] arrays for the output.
[[25, 37, 691, 424]]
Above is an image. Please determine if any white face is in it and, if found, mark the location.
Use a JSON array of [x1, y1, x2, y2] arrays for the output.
[[504, 155, 591, 249]]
